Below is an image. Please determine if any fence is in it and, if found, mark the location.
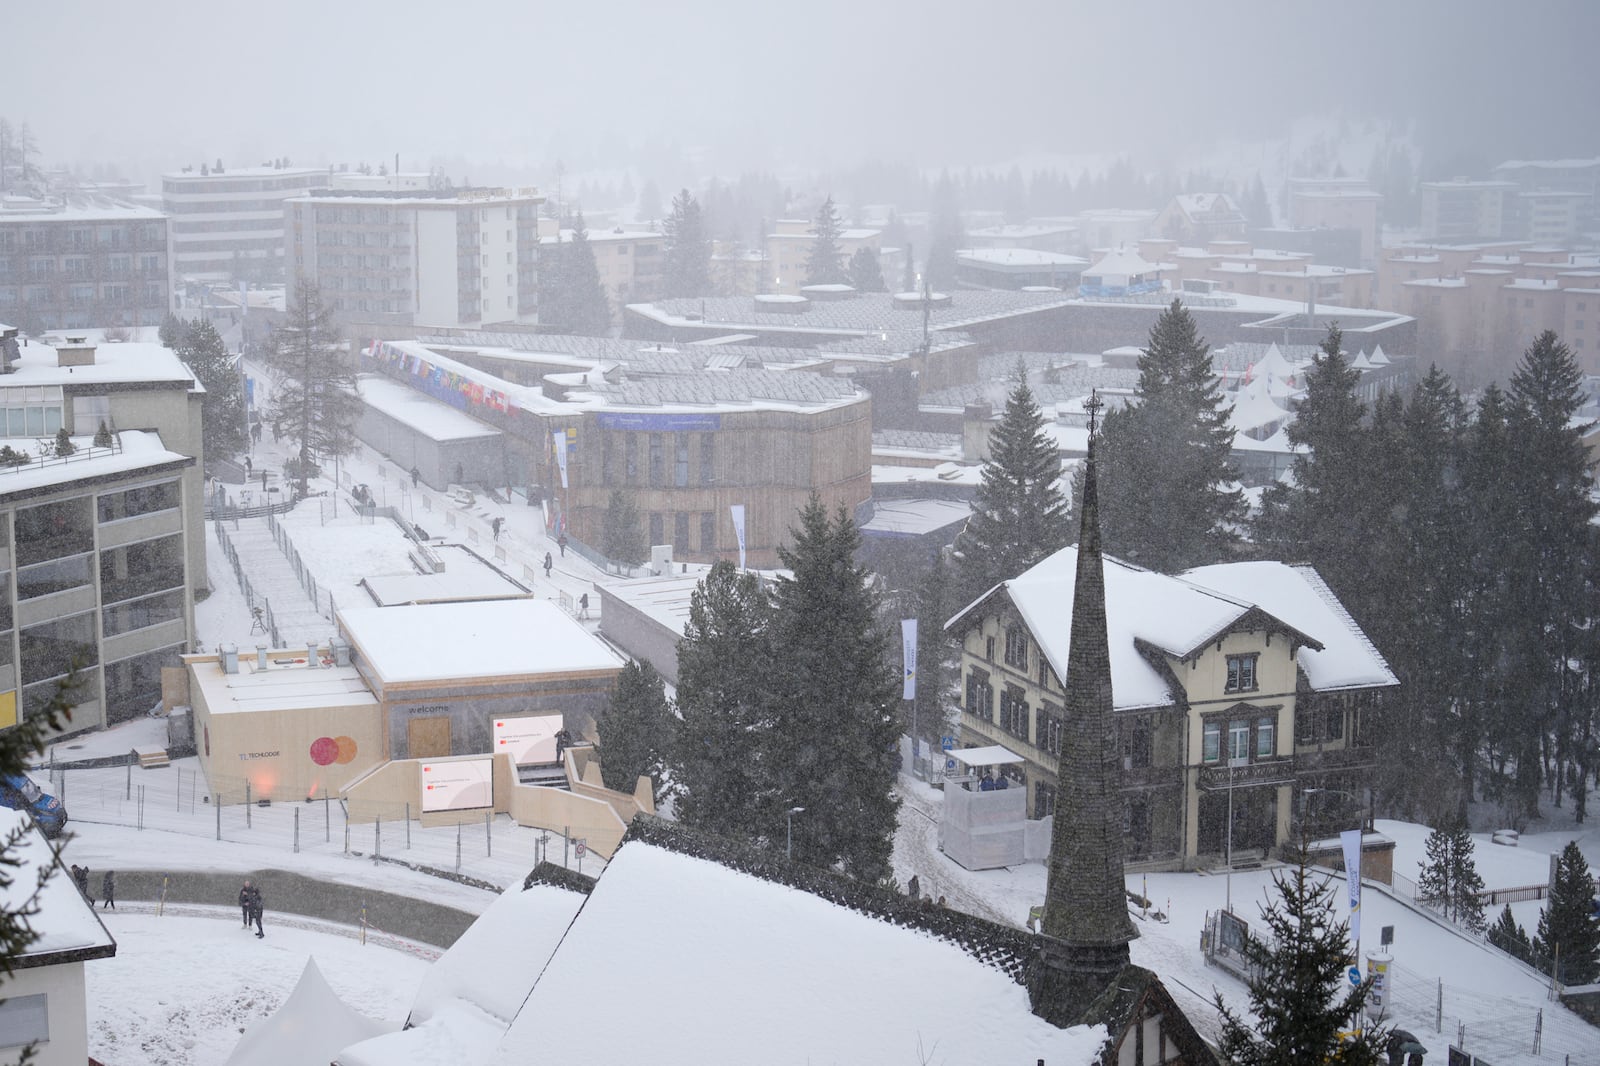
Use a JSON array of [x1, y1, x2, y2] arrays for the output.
[[265, 508, 339, 623], [1383, 959, 1599, 1066], [45, 760, 602, 887], [211, 519, 281, 647]]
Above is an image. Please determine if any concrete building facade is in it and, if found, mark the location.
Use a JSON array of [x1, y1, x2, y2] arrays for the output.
[[0, 201, 169, 332], [161, 165, 329, 286]]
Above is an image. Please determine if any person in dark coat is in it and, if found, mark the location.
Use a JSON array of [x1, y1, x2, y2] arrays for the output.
[[250, 886, 265, 937], [557, 533, 568, 557], [101, 870, 116, 909], [578, 592, 589, 619], [491, 516, 503, 540], [72, 864, 91, 901], [239, 879, 257, 928], [409, 466, 420, 488], [543, 552, 553, 578], [906, 874, 921, 900]]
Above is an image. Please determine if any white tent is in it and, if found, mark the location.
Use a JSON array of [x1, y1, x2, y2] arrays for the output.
[[225, 957, 392, 1066]]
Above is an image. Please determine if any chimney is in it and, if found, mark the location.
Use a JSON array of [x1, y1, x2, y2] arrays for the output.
[[256, 644, 268, 670], [56, 336, 97, 367], [307, 642, 319, 667], [330, 637, 352, 668], [219, 643, 239, 675]]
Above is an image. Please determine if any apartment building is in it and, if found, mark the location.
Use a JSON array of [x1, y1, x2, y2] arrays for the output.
[[765, 218, 882, 295], [1419, 180, 1518, 240], [1493, 157, 1600, 240], [0, 200, 169, 332], [0, 333, 204, 733], [1145, 238, 1374, 308], [161, 164, 329, 286], [286, 187, 544, 329], [1287, 177, 1382, 267]]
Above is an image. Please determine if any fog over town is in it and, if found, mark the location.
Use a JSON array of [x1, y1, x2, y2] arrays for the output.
[[3, 2, 1600, 1065]]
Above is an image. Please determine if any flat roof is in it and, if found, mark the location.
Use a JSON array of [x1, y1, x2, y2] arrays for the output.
[[0, 430, 192, 500], [10, 337, 196, 388], [338, 600, 624, 685], [859, 498, 972, 538], [597, 572, 709, 638], [187, 653, 378, 716], [0, 198, 165, 223], [360, 560, 530, 606], [355, 375, 501, 442]]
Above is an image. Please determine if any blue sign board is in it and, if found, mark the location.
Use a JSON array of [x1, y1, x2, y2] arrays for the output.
[[940, 736, 955, 751], [1348, 966, 1362, 988], [595, 412, 723, 432]]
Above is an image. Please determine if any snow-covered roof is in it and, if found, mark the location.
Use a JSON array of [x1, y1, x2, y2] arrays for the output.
[[187, 652, 377, 716], [484, 839, 1105, 1064], [1084, 247, 1161, 280], [0, 199, 165, 222], [951, 546, 1394, 710], [859, 498, 972, 537], [356, 375, 502, 442], [0, 807, 116, 961], [360, 565, 529, 607], [957, 248, 1089, 268], [338, 600, 625, 685], [9, 337, 196, 387], [1227, 389, 1291, 433], [0, 430, 192, 501]]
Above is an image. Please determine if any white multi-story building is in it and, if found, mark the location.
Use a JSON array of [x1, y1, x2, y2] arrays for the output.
[[161, 165, 329, 287], [286, 187, 544, 329]]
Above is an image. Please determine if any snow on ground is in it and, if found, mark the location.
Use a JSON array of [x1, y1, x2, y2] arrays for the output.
[[86, 906, 429, 1066]]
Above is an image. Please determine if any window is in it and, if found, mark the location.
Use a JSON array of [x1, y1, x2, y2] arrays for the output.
[[1225, 654, 1258, 693], [100, 533, 185, 604], [648, 434, 664, 486], [1229, 719, 1250, 761], [674, 434, 689, 487], [985, 636, 995, 661], [965, 668, 993, 721], [699, 432, 715, 484], [699, 511, 715, 551], [673, 512, 689, 553], [1038, 702, 1064, 757], [648, 512, 663, 545], [1003, 627, 1029, 671], [624, 434, 638, 483], [1256, 715, 1275, 758], [1203, 720, 1221, 763], [999, 686, 1029, 741], [0, 992, 48, 1048]]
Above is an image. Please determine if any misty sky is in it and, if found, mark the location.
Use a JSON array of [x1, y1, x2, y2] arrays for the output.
[[7, 0, 1599, 187]]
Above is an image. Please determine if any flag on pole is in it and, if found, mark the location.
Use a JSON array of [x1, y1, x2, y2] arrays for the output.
[[729, 505, 746, 570], [901, 618, 917, 700], [1341, 828, 1363, 950], [552, 431, 568, 489]]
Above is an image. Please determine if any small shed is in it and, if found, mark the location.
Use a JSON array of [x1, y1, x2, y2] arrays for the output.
[[939, 745, 1028, 871]]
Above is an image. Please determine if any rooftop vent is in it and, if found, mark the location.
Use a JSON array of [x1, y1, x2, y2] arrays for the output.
[[219, 643, 239, 675], [56, 338, 97, 367]]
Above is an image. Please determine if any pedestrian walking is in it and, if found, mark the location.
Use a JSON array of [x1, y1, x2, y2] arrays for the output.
[[72, 864, 91, 902], [557, 533, 568, 557], [410, 466, 420, 488], [239, 879, 258, 929], [543, 551, 553, 578], [243, 455, 252, 476], [491, 516, 503, 541], [250, 887, 265, 937], [251, 421, 263, 445], [906, 874, 920, 900], [101, 870, 116, 910], [578, 592, 589, 619]]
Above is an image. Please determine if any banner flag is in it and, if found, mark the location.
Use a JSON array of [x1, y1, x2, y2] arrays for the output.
[[901, 618, 917, 700], [730, 505, 746, 570], [553, 431, 569, 489], [1341, 828, 1363, 950]]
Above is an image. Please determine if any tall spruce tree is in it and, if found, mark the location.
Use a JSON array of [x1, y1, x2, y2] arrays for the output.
[[907, 551, 956, 757], [848, 246, 886, 292], [263, 279, 362, 499], [766, 495, 901, 880], [1214, 855, 1386, 1066], [540, 212, 610, 335], [661, 188, 712, 297], [1096, 299, 1242, 572], [600, 489, 648, 571], [1533, 841, 1600, 984], [158, 312, 185, 350], [925, 173, 964, 290], [1487, 903, 1535, 964], [176, 318, 247, 462], [804, 196, 848, 286], [671, 562, 773, 840], [1415, 819, 1487, 931], [1256, 324, 1369, 605], [596, 660, 673, 800], [952, 367, 1072, 604]]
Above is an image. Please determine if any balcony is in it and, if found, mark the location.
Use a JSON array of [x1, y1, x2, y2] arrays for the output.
[[1197, 756, 1295, 791]]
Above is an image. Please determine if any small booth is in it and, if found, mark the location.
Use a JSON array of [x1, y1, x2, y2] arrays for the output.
[[939, 745, 1028, 871]]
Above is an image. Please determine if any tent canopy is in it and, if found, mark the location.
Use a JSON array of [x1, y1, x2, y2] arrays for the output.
[[947, 745, 1025, 768]]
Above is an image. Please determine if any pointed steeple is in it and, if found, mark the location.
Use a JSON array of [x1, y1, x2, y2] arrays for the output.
[[1029, 392, 1137, 1027]]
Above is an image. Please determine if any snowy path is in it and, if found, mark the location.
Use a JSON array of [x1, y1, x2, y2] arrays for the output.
[[213, 516, 333, 648]]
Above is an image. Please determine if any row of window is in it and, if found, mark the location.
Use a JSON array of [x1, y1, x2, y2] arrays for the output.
[[0, 224, 164, 253], [0, 285, 163, 309], [1201, 716, 1276, 763], [646, 511, 718, 554], [602, 431, 716, 488], [0, 253, 164, 277]]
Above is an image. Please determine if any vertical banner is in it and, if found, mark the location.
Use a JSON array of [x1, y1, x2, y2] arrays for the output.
[[552, 431, 569, 489], [1341, 828, 1363, 950], [729, 505, 747, 570], [900, 618, 917, 700]]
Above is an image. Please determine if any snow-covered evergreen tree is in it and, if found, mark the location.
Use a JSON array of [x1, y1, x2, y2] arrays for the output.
[[263, 280, 361, 499], [177, 318, 247, 461], [847, 246, 886, 292], [804, 196, 848, 286], [596, 660, 673, 800], [661, 189, 712, 298], [1415, 819, 1487, 931], [1487, 903, 1534, 964], [600, 489, 647, 570], [1533, 841, 1600, 984]]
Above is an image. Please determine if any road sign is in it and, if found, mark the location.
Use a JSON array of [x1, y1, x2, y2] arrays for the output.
[[1348, 965, 1362, 987], [945, 757, 957, 772], [575, 838, 587, 858], [941, 736, 955, 751]]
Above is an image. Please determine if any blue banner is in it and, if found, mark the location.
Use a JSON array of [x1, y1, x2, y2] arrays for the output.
[[595, 412, 722, 432]]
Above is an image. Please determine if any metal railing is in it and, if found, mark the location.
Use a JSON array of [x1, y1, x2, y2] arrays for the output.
[[211, 519, 280, 646]]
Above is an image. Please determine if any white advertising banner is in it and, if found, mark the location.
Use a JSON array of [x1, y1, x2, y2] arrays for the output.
[[1341, 828, 1363, 949], [552, 431, 569, 489], [901, 618, 917, 700], [420, 758, 494, 813], [493, 714, 564, 766], [730, 504, 747, 569]]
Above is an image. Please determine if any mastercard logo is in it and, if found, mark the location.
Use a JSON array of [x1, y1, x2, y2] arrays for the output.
[[309, 736, 357, 766]]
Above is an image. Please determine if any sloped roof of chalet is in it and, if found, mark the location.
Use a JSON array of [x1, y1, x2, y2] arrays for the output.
[[948, 547, 1393, 711], [481, 818, 1106, 1064]]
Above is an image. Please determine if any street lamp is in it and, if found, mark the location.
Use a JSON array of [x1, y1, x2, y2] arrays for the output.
[[786, 806, 805, 861]]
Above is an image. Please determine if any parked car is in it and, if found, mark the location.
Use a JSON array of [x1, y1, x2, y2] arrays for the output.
[[0, 773, 67, 837]]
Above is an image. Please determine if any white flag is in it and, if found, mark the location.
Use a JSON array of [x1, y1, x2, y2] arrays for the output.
[[901, 618, 918, 700], [730, 504, 746, 569], [552, 431, 568, 489], [1341, 828, 1363, 949]]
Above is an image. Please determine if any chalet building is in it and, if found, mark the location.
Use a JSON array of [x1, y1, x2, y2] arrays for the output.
[[947, 549, 1396, 870]]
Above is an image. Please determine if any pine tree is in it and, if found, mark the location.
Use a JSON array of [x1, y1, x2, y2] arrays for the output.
[[543, 212, 610, 335], [158, 312, 185, 350], [661, 189, 712, 298], [925, 174, 964, 290], [1244, 173, 1273, 231], [766, 495, 901, 881], [1487, 904, 1534, 964], [1214, 855, 1387, 1066], [952, 366, 1072, 604], [600, 489, 647, 571], [1415, 819, 1487, 931], [1095, 299, 1242, 572], [804, 196, 848, 286], [1533, 841, 1600, 984], [263, 279, 361, 500], [901, 242, 916, 293], [1255, 324, 1369, 605], [93, 421, 112, 448], [909, 552, 956, 755], [671, 562, 773, 841], [177, 318, 247, 462], [53, 427, 74, 457], [596, 660, 673, 800], [848, 246, 886, 292]]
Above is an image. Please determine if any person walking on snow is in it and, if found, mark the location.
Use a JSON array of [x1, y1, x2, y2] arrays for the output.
[[101, 870, 116, 910], [491, 516, 503, 540], [557, 533, 567, 557], [410, 465, 420, 488], [72, 864, 91, 901], [244, 882, 265, 937], [239, 880, 258, 928], [543, 552, 553, 578]]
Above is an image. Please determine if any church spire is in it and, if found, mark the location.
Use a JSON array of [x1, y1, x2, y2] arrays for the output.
[[1030, 390, 1137, 1027]]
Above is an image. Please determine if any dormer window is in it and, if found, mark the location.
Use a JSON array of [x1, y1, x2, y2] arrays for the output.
[[1225, 653, 1258, 693]]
